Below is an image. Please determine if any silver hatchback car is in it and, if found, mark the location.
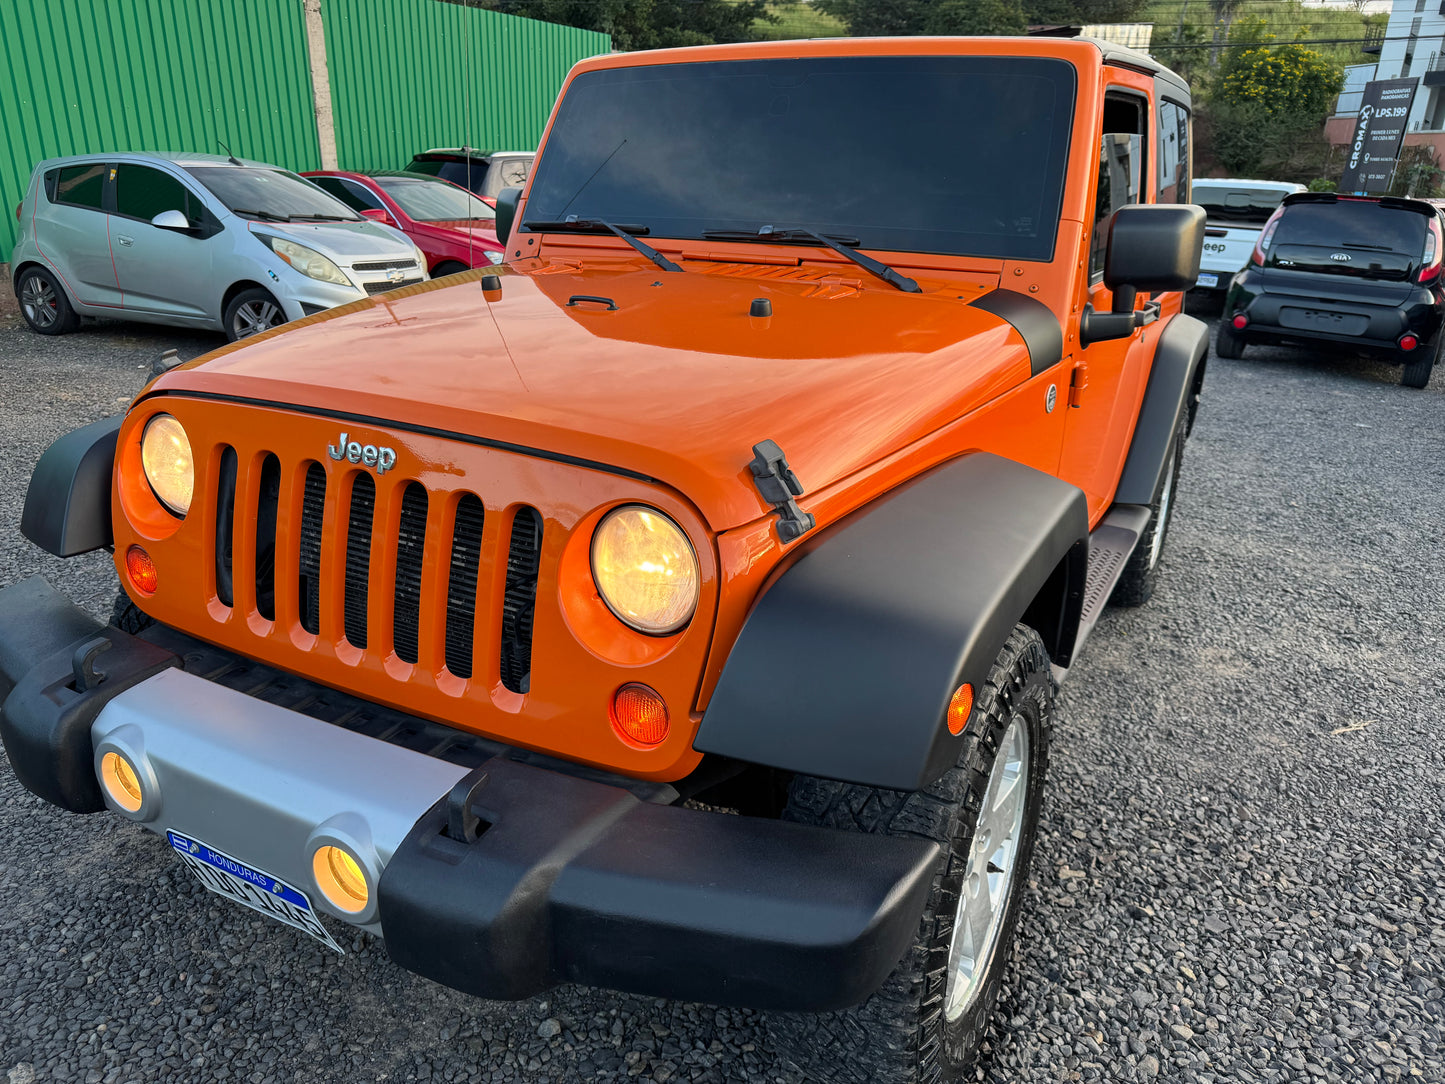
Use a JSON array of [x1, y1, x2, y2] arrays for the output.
[[10, 152, 429, 341]]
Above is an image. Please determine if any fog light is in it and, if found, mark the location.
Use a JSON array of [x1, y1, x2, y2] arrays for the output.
[[1400, 334, 1419, 351], [126, 545, 158, 595], [946, 683, 975, 736], [1231, 314, 1248, 330], [312, 845, 368, 913], [611, 683, 669, 745], [100, 750, 143, 812]]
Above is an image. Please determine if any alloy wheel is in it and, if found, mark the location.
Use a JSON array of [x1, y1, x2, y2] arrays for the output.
[[233, 299, 283, 338], [943, 715, 1031, 1023], [21, 275, 58, 329]]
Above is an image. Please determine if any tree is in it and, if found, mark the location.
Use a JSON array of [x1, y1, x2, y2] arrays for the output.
[[473, 0, 771, 52], [1200, 17, 1343, 179], [815, 0, 1147, 36]]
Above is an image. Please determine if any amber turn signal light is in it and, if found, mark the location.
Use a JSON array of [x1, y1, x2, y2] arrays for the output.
[[946, 683, 974, 736], [611, 683, 669, 745], [100, 750, 143, 812], [125, 545, 158, 595], [312, 845, 368, 913]]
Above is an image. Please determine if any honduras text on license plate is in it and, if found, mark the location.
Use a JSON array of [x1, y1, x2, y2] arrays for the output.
[[1196, 273, 1219, 289], [167, 830, 343, 953]]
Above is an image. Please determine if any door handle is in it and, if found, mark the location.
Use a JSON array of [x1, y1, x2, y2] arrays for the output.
[[116, 235, 134, 247]]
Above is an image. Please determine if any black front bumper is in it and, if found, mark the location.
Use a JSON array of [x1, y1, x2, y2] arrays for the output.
[[0, 576, 940, 1012]]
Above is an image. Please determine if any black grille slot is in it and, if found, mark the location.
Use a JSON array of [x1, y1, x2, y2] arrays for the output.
[[298, 463, 327, 634], [445, 495, 486, 678], [499, 507, 542, 694], [392, 483, 429, 664], [344, 474, 375, 649], [364, 278, 423, 295], [254, 454, 281, 621], [352, 258, 419, 272], [214, 446, 237, 607]]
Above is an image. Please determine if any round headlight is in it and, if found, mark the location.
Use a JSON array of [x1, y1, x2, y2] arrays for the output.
[[591, 506, 698, 635], [140, 414, 193, 516]]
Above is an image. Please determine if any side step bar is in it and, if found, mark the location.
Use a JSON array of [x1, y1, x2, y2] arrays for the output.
[[1058, 504, 1151, 678]]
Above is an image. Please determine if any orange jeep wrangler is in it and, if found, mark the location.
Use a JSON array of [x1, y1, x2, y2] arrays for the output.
[[1, 37, 1205, 1083]]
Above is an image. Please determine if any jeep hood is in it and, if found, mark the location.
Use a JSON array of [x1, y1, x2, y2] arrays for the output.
[[153, 263, 1036, 530]]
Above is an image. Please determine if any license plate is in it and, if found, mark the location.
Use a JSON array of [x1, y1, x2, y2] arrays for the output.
[[167, 830, 344, 953], [1196, 273, 1219, 288]]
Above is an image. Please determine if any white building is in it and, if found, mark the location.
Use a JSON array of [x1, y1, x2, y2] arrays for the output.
[[1329, 0, 1445, 154]]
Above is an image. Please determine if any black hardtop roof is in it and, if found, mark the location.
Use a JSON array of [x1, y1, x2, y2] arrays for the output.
[[1081, 37, 1190, 102]]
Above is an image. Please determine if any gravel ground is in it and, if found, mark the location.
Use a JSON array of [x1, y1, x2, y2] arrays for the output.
[[1, 309, 1442, 1083]]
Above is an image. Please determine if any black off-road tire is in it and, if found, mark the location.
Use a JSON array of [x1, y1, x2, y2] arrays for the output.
[[16, 266, 80, 335], [1110, 410, 1187, 607], [1214, 320, 1244, 359], [1401, 338, 1437, 388], [110, 593, 156, 635], [769, 626, 1055, 1084]]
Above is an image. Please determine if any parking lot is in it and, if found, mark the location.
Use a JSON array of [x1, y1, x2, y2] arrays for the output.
[[0, 303, 1442, 1084]]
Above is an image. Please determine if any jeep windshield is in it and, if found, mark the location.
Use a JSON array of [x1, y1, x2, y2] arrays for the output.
[[1192, 183, 1295, 226], [1269, 201, 1431, 280], [523, 56, 1076, 262]]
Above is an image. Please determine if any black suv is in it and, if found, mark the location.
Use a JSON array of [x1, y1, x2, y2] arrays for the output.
[[1217, 193, 1444, 388]]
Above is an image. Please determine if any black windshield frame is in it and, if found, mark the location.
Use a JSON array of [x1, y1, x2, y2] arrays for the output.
[[522, 56, 1077, 263]]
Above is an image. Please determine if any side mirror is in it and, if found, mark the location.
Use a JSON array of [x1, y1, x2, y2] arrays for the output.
[[150, 209, 192, 232], [495, 186, 523, 247], [1081, 204, 1206, 346], [360, 208, 390, 223]]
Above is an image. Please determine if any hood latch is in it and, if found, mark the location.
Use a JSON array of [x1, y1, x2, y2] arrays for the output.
[[749, 439, 816, 544]]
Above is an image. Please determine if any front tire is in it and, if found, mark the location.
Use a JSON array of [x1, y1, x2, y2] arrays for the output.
[[770, 626, 1055, 1084], [1110, 409, 1186, 607], [17, 266, 80, 335], [224, 287, 287, 342], [432, 260, 470, 277], [1214, 319, 1244, 359]]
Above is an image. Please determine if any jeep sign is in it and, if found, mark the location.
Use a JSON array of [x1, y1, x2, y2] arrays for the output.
[[1340, 78, 1419, 195]]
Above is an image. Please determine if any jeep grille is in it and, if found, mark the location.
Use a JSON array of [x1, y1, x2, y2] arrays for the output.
[[211, 444, 542, 691]]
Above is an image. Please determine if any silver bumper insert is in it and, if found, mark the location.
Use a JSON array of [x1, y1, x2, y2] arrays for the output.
[[91, 668, 469, 932]]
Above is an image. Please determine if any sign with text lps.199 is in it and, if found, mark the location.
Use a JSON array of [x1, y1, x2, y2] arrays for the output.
[[1340, 78, 1419, 195]]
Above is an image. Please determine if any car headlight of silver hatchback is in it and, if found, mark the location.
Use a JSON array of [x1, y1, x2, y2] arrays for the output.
[[262, 236, 352, 286]]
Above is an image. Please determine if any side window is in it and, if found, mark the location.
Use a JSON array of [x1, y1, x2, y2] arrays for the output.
[[1157, 99, 1191, 204], [115, 165, 196, 223], [50, 164, 108, 210], [1090, 94, 1147, 281], [311, 176, 379, 213]]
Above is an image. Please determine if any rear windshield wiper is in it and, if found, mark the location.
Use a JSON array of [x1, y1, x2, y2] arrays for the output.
[[702, 226, 921, 293], [523, 216, 683, 273], [231, 209, 291, 222]]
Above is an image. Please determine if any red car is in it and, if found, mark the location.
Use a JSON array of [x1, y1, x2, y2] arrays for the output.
[[302, 170, 505, 275]]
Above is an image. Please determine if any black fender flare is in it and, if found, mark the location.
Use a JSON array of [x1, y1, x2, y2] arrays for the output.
[[20, 415, 122, 558], [694, 453, 1089, 791], [1115, 313, 1209, 506]]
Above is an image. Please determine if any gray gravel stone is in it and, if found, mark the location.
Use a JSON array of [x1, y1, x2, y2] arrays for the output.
[[1, 310, 1443, 1083]]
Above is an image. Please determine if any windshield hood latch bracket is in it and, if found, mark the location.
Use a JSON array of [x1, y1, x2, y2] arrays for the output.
[[749, 440, 815, 544]]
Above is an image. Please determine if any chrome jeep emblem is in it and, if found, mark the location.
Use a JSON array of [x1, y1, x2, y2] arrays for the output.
[[327, 432, 397, 474], [1330, 252, 1351, 261]]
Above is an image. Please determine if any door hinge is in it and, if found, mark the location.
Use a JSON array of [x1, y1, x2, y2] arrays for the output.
[[1069, 362, 1090, 408], [748, 439, 816, 544]]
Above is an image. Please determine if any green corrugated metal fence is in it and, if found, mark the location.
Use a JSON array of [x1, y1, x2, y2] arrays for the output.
[[323, 0, 609, 170], [0, 0, 319, 263], [0, 0, 610, 264]]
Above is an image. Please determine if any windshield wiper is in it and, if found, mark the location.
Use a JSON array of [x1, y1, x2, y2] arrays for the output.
[[702, 226, 921, 293], [291, 213, 356, 222], [231, 209, 291, 222], [523, 216, 683, 273]]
